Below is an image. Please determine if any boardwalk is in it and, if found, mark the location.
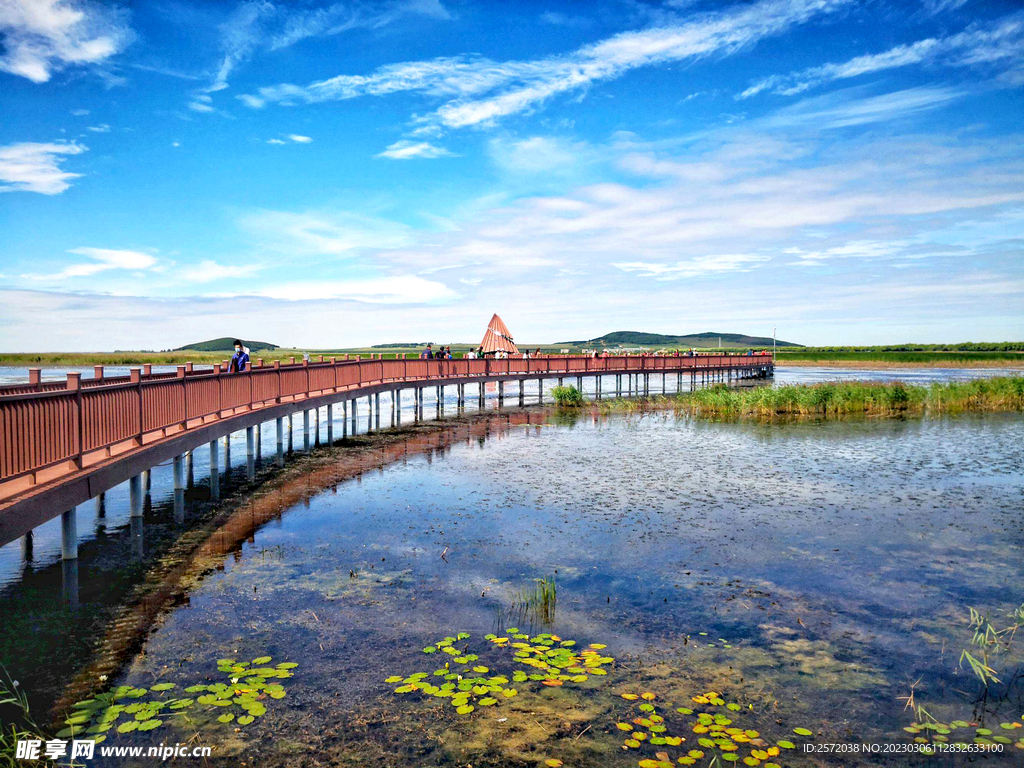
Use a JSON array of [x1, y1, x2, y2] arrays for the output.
[[0, 353, 772, 551]]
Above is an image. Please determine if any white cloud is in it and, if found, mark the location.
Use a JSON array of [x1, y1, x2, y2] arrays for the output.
[[376, 140, 453, 159], [70, 108, 89, 116], [253, 274, 457, 303], [206, 0, 449, 95], [738, 12, 1024, 99], [612, 253, 770, 280], [267, 138, 287, 145], [239, 0, 850, 129], [287, 134, 312, 143], [763, 86, 964, 129], [86, 123, 110, 132], [0, 140, 86, 194], [182, 259, 263, 283], [22, 247, 158, 280], [171, 141, 180, 147], [188, 94, 215, 113], [238, 209, 413, 255], [488, 136, 589, 174], [0, 0, 132, 83]]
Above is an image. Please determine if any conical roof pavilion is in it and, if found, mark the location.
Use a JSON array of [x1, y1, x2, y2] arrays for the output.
[[480, 313, 519, 354]]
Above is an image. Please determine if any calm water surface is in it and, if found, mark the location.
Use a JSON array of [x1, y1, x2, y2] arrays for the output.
[[1, 407, 1021, 767]]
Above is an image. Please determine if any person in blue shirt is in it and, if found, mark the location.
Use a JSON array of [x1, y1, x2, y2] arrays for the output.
[[228, 339, 250, 372]]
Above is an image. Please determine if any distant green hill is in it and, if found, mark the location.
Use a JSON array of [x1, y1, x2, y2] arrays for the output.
[[175, 337, 278, 352], [560, 331, 801, 348]]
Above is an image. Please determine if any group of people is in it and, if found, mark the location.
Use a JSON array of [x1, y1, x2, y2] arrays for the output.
[[420, 343, 456, 359], [420, 344, 549, 360]]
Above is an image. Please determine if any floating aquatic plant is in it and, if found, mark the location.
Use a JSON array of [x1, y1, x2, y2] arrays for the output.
[[385, 630, 613, 717], [54, 655, 298, 743], [615, 688, 807, 767]]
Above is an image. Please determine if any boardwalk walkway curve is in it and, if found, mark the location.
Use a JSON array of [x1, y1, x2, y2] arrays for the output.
[[0, 353, 772, 549]]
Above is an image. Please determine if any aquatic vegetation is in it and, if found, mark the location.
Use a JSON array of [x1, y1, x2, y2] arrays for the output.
[[958, 603, 1024, 686], [595, 377, 1024, 419], [511, 576, 557, 625], [53, 656, 298, 743], [615, 688, 810, 767], [1, 665, 47, 768], [900, 702, 1023, 755], [552, 386, 585, 407], [387, 630, 614, 716]]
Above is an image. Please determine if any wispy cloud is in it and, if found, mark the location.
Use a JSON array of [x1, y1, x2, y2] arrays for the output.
[[612, 253, 770, 280], [0, 141, 86, 194], [238, 209, 413, 255], [86, 123, 110, 132], [253, 274, 456, 303], [287, 134, 312, 143], [188, 94, 215, 113], [239, 0, 850, 129], [376, 140, 452, 159], [182, 259, 263, 283], [738, 12, 1024, 98], [204, 0, 449, 98], [0, 0, 132, 83], [22, 247, 157, 280], [762, 86, 965, 129]]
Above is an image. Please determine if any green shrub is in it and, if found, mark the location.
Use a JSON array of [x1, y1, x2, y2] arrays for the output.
[[551, 385, 585, 407]]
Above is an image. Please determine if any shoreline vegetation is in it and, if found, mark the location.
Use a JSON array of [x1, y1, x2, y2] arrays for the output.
[[554, 378, 1024, 418], [0, 348, 1022, 370]]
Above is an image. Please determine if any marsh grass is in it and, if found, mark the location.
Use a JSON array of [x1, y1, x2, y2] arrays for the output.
[[591, 377, 1024, 419], [0, 666, 46, 768]]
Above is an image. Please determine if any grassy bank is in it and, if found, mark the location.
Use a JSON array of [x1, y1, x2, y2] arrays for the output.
[[775, 350, 1024, 367], [553, 378, 1024, 418]]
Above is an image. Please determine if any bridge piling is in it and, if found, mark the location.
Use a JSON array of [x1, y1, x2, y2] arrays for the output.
[[61, 508, 77, 560], [95, 492, 105, 517], [498, 381, 505, 407], [303, 411, 311, 450], [129, 474, 143, 517], [518, 382, 525, 407], [374, 393, 381, 430], [276, 418, 285, 466], [479, 382, 485, 409], [246, 427, 255, 481], [22, 530, 32, 563], [538, 379, 543, 403], [342, 401, 348, 437], [186, 450, 194, 487], [395, 389, 401, 425], [209, 440, 220, 501], [352, 399, 359, 433], [173, 454, 185, 523], [142, 469, 151, 497], [437, 387, 443, 419]]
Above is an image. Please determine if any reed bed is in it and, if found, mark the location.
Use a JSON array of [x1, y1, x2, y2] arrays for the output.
[[585, 377, 1024, 419]]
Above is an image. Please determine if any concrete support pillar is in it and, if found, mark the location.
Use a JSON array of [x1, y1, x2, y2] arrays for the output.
[[95, 492, 106, 517], [616, 374, 622, 396], [61, 508, 77, 560], [558, 377, 564, 388], [395, 390, 402, 425], [209, 440, 220, 500], [256, 422, 262, 455], [351, 398, 358, 433], [223, 435, 231, 478], [21, 530, 33, 563], [537, 379, 543, 403], [479, 382, 485, 409], [62, 559, 79, 608], [437, 386, 443, 418], [186, 450, 194, 487], [288, 413, 294, 452], [596, 376, 602, 400], [276, 417, 285, 466], [327, 404, 334, 443], [576, 376, 583, 393], [142, 469, 151, 496], [173, 454, 185, 523], [498, 381, 505, 406], [246, 426, 256, 480], [303, 410, 311, 450], [343, 400, 349, 437], [130, 474, 143, 517], [375, 393, 381, 429], [518, 382, 525, 407]]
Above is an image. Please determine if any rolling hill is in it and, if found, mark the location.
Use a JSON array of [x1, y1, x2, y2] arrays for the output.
[[175, 337, 279, 352], [559, 331, 801, 348]]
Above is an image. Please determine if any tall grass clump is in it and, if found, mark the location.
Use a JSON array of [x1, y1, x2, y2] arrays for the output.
[[672, 377, 1024, 419], [0, 666, 45, 768], [551, 385, 585, 406]]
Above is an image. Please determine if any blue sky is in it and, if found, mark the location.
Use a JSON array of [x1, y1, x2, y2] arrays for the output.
[[0, 0, 1022, 350]]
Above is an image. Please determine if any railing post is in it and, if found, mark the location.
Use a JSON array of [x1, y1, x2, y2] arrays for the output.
[[93, 365, 104, 382], [29, 367, 41, 391], [67, 372, 82, 467], [274, 360, 281, 403], [131, 368, 143, 445], [178, 365, 187, 429]]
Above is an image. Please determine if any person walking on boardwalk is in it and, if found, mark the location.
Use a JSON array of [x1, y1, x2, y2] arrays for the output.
[[228, 339, 250, 372]]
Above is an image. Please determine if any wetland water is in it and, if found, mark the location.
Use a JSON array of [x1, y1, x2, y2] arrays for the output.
[[2, 405, 1023, 767]]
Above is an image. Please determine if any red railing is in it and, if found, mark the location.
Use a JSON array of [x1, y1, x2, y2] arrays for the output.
[[0, 354, 771, 499]]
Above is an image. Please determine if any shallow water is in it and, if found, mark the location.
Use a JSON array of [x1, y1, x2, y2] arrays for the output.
[[3, 408, 1021, 766]]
